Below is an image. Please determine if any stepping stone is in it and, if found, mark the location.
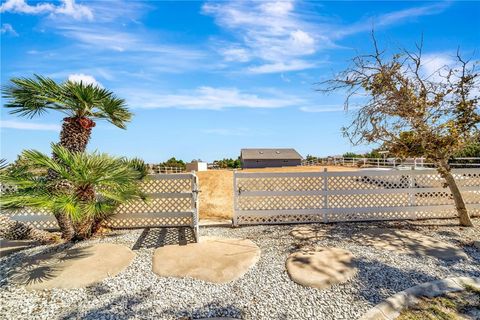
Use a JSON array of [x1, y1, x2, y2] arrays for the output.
[[152, 236, 260, 283], [290, 226, 326, 240], [355, 228, 467, 261], [0, 239, 39, 258], [286, 247, 356, 289], [10, 243, 135, 290]]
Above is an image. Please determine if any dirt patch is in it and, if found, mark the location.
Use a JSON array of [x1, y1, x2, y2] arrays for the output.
[[197, 166, 357, 220], [397, 285, 480, 320], [197, 170, 233, 221]]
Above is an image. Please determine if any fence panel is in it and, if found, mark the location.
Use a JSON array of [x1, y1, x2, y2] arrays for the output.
[[3, 173, 199, 241], [233, 169, 480, 225]]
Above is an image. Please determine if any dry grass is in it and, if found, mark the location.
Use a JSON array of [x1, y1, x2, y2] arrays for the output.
[[197, 166, 357, 221], [397, 285, 480, 320]]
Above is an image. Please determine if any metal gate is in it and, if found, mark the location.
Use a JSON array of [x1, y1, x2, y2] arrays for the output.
[[233, 169, 480, 225]]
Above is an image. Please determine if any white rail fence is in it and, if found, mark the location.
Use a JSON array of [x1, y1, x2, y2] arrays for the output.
[[233, 169, 480, 225], [302, 157, 480, 169], [147, 165, 186, 174], [3, 173, 200, 241]]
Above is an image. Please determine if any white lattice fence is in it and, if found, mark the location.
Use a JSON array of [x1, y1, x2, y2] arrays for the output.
[[233, 169, 480, 225], [3, 173, 200, 241]]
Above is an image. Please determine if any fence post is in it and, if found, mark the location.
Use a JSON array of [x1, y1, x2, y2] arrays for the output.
[[232, 169, 238, 226], [409, 169, 416, 220], [191, 173, 200, 242], [323, 168, 328, 223]]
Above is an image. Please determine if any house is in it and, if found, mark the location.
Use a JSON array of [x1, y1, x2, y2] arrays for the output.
[[240, 148, 303, 168], [186, 161, 208, 172]]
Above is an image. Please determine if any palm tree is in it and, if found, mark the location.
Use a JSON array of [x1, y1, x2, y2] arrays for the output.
[[0, 159, 58, 244], [2, 75, 133, 240], [1, 145, 147, 241]]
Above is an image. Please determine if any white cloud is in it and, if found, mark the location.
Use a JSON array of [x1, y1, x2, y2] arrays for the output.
[[420, 53, 454, 78], [260, 1, 293, 16], [54, 0, 93, 20], [334, 2, 451, 38], [0, 23, 18, 36], [202, 0, 321, 73], [0, 0, 54, 14], [123, 86, 305, 110], [0, 120, 60, 131], [248, 60, 316, 74], [221, 47, 251, 62], [0, 0, 93, 20], [68, 73, 102, 87], [203, 1, 451, 73]]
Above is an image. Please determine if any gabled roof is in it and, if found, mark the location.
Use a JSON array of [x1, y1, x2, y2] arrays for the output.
[[241, 148, 303, 160]]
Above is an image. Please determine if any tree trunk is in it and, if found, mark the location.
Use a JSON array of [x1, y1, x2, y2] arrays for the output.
[[72, 184, 96, 240], [50, 117, 95, 241], [59, 117, 94, 152], [436, 160, 474, 227], [73, 218, 94, 240], [0, 215, 56, 244], [54, 212, 76, 241]]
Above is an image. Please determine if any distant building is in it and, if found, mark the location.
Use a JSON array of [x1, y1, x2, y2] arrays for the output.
[[186, 161, 208, 172], [240, 148, 303, 168]]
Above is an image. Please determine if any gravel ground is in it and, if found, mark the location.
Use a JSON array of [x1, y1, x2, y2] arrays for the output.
[[0, 218, 479, 320]]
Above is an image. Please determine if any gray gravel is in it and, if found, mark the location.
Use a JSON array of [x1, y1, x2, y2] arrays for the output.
[[0, 218, 479, 320]]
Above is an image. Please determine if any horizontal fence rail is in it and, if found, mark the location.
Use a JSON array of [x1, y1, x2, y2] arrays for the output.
[[233, 169, 480, 225], [3, 173, 200, 241], [301, 157, 480, 169]]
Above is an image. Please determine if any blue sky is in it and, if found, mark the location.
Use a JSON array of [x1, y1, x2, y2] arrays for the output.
[[1, 0, 479, 163]]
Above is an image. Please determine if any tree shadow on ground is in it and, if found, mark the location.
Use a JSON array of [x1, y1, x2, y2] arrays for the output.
[[352, 257, 440, 305], [285, 221, 479, 306], [320, 221, 472, 263], [62, 287, 243, 320], [132, 227, 196, 250], [7, 245, 93, 286], [0, 242, 86, 288]]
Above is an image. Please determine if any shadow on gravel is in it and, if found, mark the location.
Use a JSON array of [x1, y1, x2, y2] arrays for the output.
[[62, 287, 243, 320], [0, 242, 77, 288], [322, 222, 469, 262], [61, 288, 153, 320], [132, 227, 196, 250], [352, 257, 440, 305]]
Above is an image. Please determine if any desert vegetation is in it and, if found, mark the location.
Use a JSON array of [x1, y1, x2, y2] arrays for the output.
[[1, 75, 139, 241], [319, 34, 479, 226]]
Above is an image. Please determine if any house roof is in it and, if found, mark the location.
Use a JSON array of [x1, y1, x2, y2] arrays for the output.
[[240, 148, 303, 160]]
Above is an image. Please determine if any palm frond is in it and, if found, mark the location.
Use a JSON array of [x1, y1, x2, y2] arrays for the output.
[[2, 146, 148, 222], [2, 74, 71, 118], [3, 74, 133, 128]]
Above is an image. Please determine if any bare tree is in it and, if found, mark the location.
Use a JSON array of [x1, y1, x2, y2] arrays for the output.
[[318, 33, 479, 227]]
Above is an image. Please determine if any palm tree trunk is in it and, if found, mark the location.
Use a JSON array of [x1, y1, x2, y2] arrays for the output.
[[50, 116, 96, 241], [59, 117, 94, 152], [54, 212, 76, 241], [0, 215, 56, 244], [436, 159, 474, 227], [72, 185, 97, 240]]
